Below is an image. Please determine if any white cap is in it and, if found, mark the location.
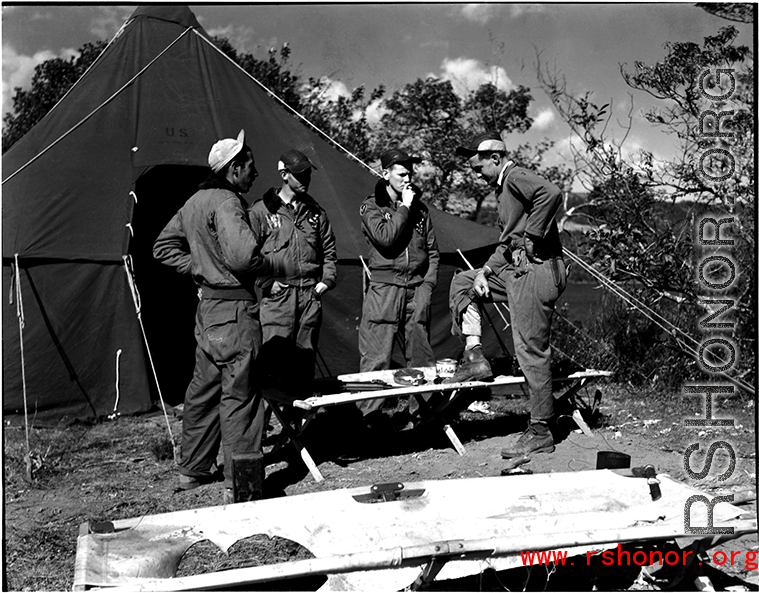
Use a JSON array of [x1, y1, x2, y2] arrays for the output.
[[208, 129, 245, 172]]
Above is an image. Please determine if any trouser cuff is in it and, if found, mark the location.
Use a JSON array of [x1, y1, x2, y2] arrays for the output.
[[461, 303, 482, 337]]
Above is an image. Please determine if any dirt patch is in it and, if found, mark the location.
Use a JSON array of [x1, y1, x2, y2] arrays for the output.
[[4, 383, 757, 591]]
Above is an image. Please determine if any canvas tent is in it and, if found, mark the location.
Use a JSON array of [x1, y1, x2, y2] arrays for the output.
[[2, 5, 501, 425]]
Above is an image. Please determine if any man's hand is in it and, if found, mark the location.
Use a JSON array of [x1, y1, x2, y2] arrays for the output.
[[473, 269, 490, 298], [400, 185, 415, 209], [314, 282, 328, 297], [524, 234, 543, 264], [271, 280, 288, 295]]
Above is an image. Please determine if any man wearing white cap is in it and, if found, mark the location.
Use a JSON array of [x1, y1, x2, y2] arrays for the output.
[[448, 131, 567, 457], [153, 129, 269, 500], [248, 149, 337, 401]]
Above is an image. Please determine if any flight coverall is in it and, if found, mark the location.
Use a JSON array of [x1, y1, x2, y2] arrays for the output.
[[358, 179, 439, 415], [449, 163, 567, 422], [248, 188, 337, 397], [153, 177, 269, 489]]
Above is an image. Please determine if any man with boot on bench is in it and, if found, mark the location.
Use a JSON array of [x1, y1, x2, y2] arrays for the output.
[[447, 131, 567, 457]]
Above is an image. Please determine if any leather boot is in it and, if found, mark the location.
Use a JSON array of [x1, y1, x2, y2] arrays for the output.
[[443, 345, 493, 383], [501, 421, 555, 458]]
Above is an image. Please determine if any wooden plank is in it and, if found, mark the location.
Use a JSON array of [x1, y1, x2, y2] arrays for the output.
[[298, 369, 612, 410], [334, 367, 612, 386]]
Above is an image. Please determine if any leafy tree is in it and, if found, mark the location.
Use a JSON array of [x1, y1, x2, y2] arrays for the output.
[[364, 77, 569, 221], [463, 83, 534, 134], [695, 2, 754, 23], [372, 78, 467, 208], [212, 38, 303, 111], [536, 21, 754, 390], [3, 41, 107, 152], [299, 80, 385, 163]]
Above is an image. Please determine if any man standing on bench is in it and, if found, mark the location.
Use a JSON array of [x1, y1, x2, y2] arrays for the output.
[[448, 132, 567, 457], [357, 148, 439, 429]]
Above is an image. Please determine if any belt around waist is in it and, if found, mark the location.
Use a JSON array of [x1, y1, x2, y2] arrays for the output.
[[199, 286, 255, 300]]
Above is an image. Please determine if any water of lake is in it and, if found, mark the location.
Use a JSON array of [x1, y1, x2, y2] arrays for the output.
[[557, 282, 606, 325]]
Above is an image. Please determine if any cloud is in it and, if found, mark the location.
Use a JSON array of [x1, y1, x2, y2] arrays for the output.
[[303, 76, 351, 103], [531, 108, 556, 131], [509, 4, 547, 18], [420, 40, 450, 50], [365, 98, 389, 126], [205, 24, 261, 54], [460, 4, 500, 25], [433, 56, 514, 97], [89, 7, 135, 41], [541, 134, 579, 167], [542, 132, 670, 192], [2, 45, 57, 116], [30, 9, 55, 21]]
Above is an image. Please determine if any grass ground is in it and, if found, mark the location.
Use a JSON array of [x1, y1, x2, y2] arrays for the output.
[[3, 382, 757, 591]]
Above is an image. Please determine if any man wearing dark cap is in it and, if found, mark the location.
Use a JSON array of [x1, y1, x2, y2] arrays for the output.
[[153, 129, 269, 501], [449, 131, 567, 457], [249, 150, 337, 402], [357, 148, 439, 426]]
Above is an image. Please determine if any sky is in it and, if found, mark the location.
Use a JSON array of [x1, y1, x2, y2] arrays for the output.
[[1, 3, 754, 174]]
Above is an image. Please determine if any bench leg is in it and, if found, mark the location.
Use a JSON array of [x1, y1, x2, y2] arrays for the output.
[[555, 378, 597, 436], [443, 424, 466, 456], [267, 401, 324, 482], [413, 389, 468, 455], [572, 409, 594, 437]]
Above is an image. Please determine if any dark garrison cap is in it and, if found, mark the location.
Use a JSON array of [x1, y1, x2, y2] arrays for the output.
[[279, 150, 317, 174], [381, 148, 422, 170]]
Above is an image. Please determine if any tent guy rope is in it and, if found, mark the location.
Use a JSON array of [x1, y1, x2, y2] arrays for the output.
[[108, 349, 123, 420], [42, 17, 134, 124], [1, 27, 193, 186], [196, 29, 383, 180], [13, 254, 33, 482], [123, 255, 179, 462], [563, 248, 755, 395], [197, 18, 720, 387]]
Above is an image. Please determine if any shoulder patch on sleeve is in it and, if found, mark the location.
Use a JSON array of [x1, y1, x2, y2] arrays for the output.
[[359, 203, 368, 216]]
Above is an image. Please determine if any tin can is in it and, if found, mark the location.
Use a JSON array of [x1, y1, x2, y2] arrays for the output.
[[436, 358, 457, 378]]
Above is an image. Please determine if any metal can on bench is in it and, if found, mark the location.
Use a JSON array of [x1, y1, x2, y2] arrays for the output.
[[436, 358, 457, 379]]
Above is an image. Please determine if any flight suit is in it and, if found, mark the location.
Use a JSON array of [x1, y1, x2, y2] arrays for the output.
[[153, 177, 268, 488], [358, 179, 439, 415], [249, 188, 337, 398]]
